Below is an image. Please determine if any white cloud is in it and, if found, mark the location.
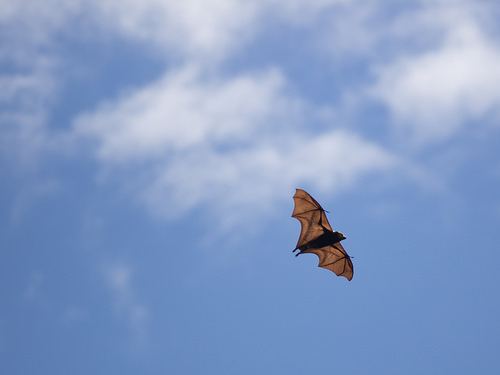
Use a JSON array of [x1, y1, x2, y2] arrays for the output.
[[2, 0, 265, 166], [0, 0, 81, 52], [0, 0, 69, 164], [75, 66, 397, 222], [0, 0, 344, 158], [9, 0, 492, 227], [2, 0, 400, 228], [90, 0, 353, 61], [91, 0, 260, 61], [141, 130, 396, 223], [0, 0, 347, 64], [74, 66, 293, 162], [269, 0, 350, 22], [371, 3, 500, 141]]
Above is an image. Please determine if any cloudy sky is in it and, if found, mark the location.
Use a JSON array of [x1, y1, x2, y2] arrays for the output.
[[2, 1, 500, 374]]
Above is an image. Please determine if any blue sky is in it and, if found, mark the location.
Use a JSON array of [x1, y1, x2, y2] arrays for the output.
[[2, 1, 500, 374]]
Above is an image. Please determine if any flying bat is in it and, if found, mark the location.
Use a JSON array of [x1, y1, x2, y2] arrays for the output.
[[291, 188, 353, 281]]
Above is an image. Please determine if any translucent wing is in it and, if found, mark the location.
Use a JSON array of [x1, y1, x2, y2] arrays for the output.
[[301, 242, 353, 281], [292, 188, 333, 249]]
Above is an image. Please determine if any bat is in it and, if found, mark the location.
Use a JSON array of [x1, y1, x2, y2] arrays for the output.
[[291, 188, 353, 281]]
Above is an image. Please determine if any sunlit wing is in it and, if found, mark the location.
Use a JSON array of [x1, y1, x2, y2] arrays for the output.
[[292, 188, 333, 248], [300, 242, 353, 281]]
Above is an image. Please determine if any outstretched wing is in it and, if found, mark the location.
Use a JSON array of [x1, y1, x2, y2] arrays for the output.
[[301, 242, 353, 281], [292, 188, 333, 249]]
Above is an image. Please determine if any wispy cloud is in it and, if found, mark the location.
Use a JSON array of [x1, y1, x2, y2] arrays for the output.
[[74, 66, 292, 162], [370, 3, 500, 142], [4, 0, 500, 228], [9, 178, 60, 224], [89, 0, 352, 61], [1, 0, 352, 66], [74, 65, 397, 222], [141, 130, 397, 224], [62, 306, 89, 325], [90, 0, 260, 61], [103, 263, 149, 346], [23, 271, 45, 301], [0, 58, 59, 163], [1, 0, 403, 229], [0, 0, 67, 164]]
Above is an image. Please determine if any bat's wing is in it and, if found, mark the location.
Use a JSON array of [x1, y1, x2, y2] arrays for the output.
[[301, 242, 353, 281], [292, 188, 333, 249]]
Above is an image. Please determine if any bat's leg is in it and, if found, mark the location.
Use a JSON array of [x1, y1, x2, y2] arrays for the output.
[[295, 251, 302, 257], [292, 247, 299, 253]]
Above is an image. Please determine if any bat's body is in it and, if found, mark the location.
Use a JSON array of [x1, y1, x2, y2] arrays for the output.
[[291, 188, 353, 281], [294, 229, 345, 252]]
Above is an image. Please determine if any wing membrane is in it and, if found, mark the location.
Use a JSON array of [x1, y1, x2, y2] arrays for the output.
[[301, 242, 353, 281], [292, 189, 333, 248]]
